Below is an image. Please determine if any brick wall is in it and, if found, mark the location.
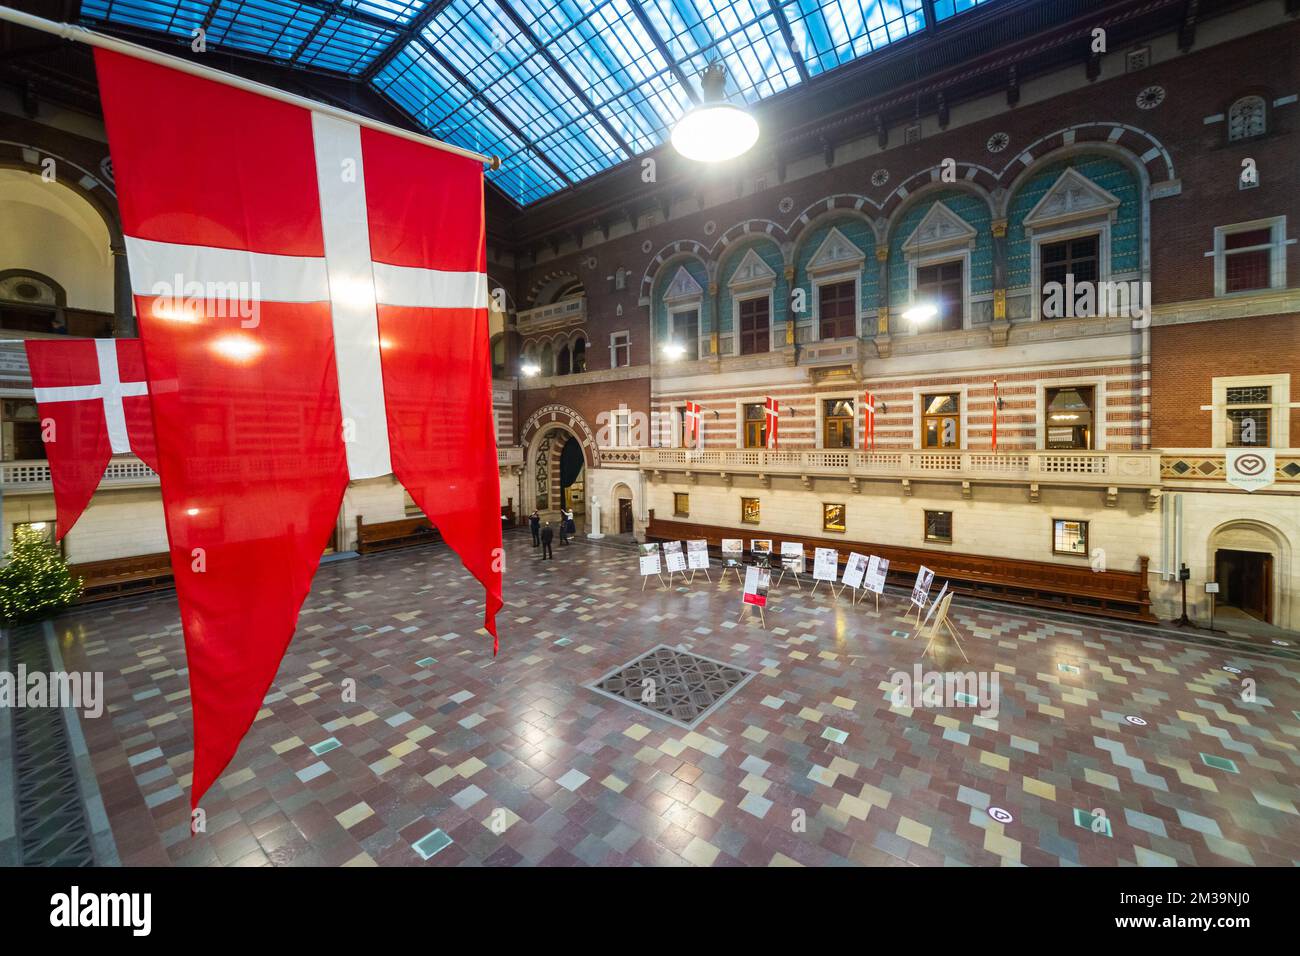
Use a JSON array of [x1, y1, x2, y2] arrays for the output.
[[1151, 313, 1300, 448]]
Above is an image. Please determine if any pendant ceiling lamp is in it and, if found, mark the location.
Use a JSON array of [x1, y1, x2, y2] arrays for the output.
[[671, 62, 759, 163]]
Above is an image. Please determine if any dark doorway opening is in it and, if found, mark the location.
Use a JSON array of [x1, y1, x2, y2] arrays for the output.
[[618, 498, 634, 534], [559, 436, 585, 516], [1214, 549, 1272, 623]]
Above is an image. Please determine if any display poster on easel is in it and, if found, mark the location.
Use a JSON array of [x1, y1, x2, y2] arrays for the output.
[[811, 547, 838, 595], [750, 539, 772, 568], [721, 538, 744, 582], [687, 539, 710, 571], [864, 555, 889, 594], [639, 542, 662, 577], [841, 552, 867, 593], [921, 580, 949, 629], [663, 540, 687, 576], [742, 566, 770, 607], [911, 565, 934, 609], [779, 541, 805, 574]]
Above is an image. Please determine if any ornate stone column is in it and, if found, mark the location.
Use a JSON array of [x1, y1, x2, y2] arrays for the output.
[[989, 218, 1011, 346], [112, 243, 136, 337], [872, 242, 892, 358]]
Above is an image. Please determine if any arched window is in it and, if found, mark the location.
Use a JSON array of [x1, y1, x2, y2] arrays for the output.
[[540, 342, 553, 376], [556, 343, 571, 376], [572, 337, 587, 373], [490, 336, 507, 378], [1228, 95, 1266, 142]]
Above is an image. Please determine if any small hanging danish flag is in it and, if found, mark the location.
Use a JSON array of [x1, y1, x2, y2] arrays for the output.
[[862, 390, 876, 451], [992, 380, 1001, 453], [764, 396, 780, 450], [25, 338, 160, 540], [684, 400, 702, 447]]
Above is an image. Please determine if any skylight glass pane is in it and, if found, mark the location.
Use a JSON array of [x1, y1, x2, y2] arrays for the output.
[[342, 0, 427, 25], [783, 0, 925, 76], [640, 0, 801, 102], [297, 15, 398, 73], [933, 0, 988, 21], [81, 0, 212, 38], [373, 42, 478, 130], [206, 0, 321, 60]]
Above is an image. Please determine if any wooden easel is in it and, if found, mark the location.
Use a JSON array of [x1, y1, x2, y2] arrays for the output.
[[776, 565, 803, 589], [689, 566, 712, 584], [921, 593, 968, 663], [724, 562, 743, 584], [641, 572, 666, 591], [738, 602, 767, 628], [904, 597, 925, 624], [811, 576, 835, 597]]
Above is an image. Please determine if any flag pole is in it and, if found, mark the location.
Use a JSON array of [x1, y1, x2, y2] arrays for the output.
[[0, 5, 501, 170]]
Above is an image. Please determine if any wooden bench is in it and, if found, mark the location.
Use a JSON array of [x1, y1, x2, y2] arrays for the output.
[[70, 552, 174, 604], [646, 512, 1153, 622], [501, 498, 516, 527], [355, 515, 441, 554]]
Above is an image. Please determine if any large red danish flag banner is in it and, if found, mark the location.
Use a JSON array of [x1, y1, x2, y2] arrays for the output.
[[94, 49, 502, 808], [25, 338, 159, 539]]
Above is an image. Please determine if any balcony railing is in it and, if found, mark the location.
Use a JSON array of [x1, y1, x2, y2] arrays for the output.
[[2, 457, 159, 494], [498, 446, 523, 467], [640, 447, 1163, 486], [515, 298, 585, 330]]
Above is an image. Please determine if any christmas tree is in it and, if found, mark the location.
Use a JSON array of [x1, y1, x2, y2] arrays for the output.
[[0, 525, 83, 625]]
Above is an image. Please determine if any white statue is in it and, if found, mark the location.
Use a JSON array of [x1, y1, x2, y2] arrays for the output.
[[587, 496, 604, 538]]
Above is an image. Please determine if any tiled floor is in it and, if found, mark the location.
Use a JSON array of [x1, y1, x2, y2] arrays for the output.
[[49, 533, 1300, 866]]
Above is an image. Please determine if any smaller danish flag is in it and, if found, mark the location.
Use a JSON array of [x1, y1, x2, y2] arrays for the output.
[[863, 390, 876, 450], [992, 380, 1001, 453], [26, 338, 159, 540], [684, 400, 702, 447], [764, 396, 780, 450]]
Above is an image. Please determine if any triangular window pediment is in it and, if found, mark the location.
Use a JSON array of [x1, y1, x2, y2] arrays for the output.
[[727, 247, 778, 291], [1023, 168, 1121, 230], [807, 226, 865, 274], [663, 265, 704, 303], [902, 201, 977, 256]]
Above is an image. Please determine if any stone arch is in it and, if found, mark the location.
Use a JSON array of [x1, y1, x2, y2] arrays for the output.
[[881, 166, 999, 223], [519, 403, 601, 469], [995, 123, 1172, 204], [884, 179, 997, 243], [607, 480, 637, 536], [0, 143, 122, 246], [1206, 518, 1293, 629], [527, 269, 584, 308], [713, 218, 792, 268], [788, 202, 880, 265], [639, 238, 710, 304]]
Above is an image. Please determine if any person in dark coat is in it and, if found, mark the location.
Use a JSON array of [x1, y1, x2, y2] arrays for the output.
[[529, 509, 540, 547], [540, 522, 554, 560]]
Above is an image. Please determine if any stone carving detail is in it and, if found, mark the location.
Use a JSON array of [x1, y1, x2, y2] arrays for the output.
[[807, 226, 865, 273], [903, 201, 977, 253], [664, 265, 704, 302], [1023, 168, 1120, 229], [727, 248, 778, 289]]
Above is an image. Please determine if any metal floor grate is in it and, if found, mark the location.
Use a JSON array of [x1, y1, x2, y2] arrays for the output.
[[7, 624, 97, 866], [587, 645, 755, 730]]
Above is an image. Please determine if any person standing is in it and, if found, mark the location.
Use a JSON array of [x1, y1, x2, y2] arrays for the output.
[[540, 522, 554, 560], [560, 507, 573, 545], [529, 509, 540, 548]]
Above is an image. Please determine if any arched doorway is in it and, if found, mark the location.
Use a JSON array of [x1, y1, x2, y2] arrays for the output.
[[1207, 520, 1290, 628], [610, 481, 635, 536], [529, 426, 586, 530]]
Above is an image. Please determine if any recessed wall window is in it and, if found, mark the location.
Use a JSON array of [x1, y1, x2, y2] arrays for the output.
[[1052, 518, 1089, 556], [741, 497, 760, 525], [572, 338, 587, 373], [921, 393, 961, 449], [916, 260, 964, 331], [822, 398, 855, 448], [1045, 386, 1095, 449], [739, 296, 770, 355], [609, 331, 631, 368], [613, 410, 632, 448], [1214, 219, 1285, 296], [924, 510, 953, 543], [817, 280, 856, 340], [673, 492, 690, 517], [1, 398, 45, 462], [823, 503, 846, 533], [1040, 235, 1100, 318], [1225, 386, 1271, 446], [742, 403, 767, 449], [670, 308, 699, 360], [1227, 95, 1267, 142]]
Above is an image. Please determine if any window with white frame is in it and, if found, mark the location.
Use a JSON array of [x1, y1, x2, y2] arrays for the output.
[[1213, 219, 1287, 296], [727, 247, 778, 355], [1227, 95, 1267, 142], [609, 330, 630, 368], [613, 408, 632, 448], [1022, 168, 1121, 321], [1210, 374, 1290, 449], [668, 306, 700, 360], [805, 226, 865, 341], [737, 293, 770, 355], [902, 200, 976, 333]]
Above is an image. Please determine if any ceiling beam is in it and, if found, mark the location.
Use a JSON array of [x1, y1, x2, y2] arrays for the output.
[[412, 35, 572, 187], [489, 0, 633, 159], [628, 0, 699, 105], [289, 7, 336, 64], [767, 0, 810, 83]]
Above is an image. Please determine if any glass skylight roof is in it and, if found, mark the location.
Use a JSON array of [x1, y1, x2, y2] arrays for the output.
[[79, 0, 993, 204]]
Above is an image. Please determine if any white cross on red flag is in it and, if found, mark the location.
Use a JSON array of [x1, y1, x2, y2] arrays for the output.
[[95, 48, 502, 808], [764, 396, 780, 450], [684, 400, 702, 446], [862, 390, 876, 450], [25, 338, 159, 539]]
